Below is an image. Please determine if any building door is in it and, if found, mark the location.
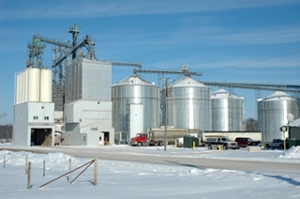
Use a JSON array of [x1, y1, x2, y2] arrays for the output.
[[30, 128, 52, 146], [104, 132, 109, 145]]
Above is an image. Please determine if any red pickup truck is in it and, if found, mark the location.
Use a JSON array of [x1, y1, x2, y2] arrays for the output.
[[235, 137, 261, 148]]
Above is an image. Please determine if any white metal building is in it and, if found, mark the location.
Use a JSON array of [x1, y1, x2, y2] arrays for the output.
[[62, 58, 115, 146], [13, 68, 55, 147], [13, 102, 55, 146]]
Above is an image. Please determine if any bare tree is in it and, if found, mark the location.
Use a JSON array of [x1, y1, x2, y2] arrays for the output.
[[245, 118, 258, 131], [0, 112, 7, 119]]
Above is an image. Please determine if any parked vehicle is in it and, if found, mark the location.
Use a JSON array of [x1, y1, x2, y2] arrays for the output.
[[130, 133, 154, 146], [176, 137, 184, 147], [130, 128, 202, 146], [205, 137, 239, 150], [265, 139, 289, 149], [130, 132, 181, 146], [235, 137, 261, 147]]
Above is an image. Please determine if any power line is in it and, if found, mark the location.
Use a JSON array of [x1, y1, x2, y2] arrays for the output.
[[81, 0, 132, 29], [0, 0, 132, 72], [0, 0, 57, 44], [0, 56, 26, 69], [56, 0, 132, 42], [202, 51, 300, 77]]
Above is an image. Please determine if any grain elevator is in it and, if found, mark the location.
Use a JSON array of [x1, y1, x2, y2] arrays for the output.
[[12, 25, 300, 147], [13, 68, 55, 146], [62, 57, 114, 146]]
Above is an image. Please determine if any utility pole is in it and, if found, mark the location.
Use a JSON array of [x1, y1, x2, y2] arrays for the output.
[[164, 79, 168, 151]]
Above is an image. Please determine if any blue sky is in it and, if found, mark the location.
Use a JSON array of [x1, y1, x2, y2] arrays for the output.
[[0, 0, 300, 125]]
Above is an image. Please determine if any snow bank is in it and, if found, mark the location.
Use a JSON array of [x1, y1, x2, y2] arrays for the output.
[[280, 146, 300, 159], [0, 150, 82, 169], [1, 150, 300, 199]]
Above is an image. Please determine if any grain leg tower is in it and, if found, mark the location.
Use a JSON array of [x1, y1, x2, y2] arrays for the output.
[[62, 57, 114, 146]]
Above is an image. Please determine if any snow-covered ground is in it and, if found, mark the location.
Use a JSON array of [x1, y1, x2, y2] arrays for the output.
[[0, 146, 300, 199]]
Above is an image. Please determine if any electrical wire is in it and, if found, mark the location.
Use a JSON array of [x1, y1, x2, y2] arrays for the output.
[[0, 0, 57, 44], [82, 0, 132, 29], [55, 0, 132, 42], [0, 56, 26, 69]]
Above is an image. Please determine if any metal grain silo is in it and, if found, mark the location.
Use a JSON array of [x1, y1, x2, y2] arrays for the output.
[[167, 76, 211, 131], [112, 74, 160, 144], [258, 91, 299, 143], [211, 89, 244, 131]]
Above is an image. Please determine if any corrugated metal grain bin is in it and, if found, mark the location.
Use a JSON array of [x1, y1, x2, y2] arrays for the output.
[[112, 74, 160, 143], [258, 91, 299, 143], [211, 89, 244, 131], [167, 76, 212, 131]]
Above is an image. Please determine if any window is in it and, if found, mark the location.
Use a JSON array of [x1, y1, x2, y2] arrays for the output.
[[33, 116, 38, 120], [44, 116, 49, 120]]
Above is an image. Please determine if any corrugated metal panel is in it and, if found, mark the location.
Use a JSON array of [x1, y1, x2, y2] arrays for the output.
[[113, 74, 155, 86], [258, 91, 299, 143], [211, 89, 244, 131], [169, 76, 206, 88], [167, 76, 212, 131], [65, 58, 111, 103], [112, 74, 160, 143], [27, 102, 55, 123]]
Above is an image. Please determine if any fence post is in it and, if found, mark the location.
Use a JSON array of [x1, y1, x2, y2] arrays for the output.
[[43, 157, 45, 177], [94, 158, 97, 186], [27, 162, 31, 189], [25, 155, 28, 174], [69, 158, 71, 183]]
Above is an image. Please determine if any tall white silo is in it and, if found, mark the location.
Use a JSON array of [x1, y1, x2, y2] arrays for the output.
[[16, 73, 20, 104], [258, 91, 299, 143], [112, 74, 160, 143], [167, 76, 212, 131], [20, 71, 24, 103], [211, 89, 244, 131], [24, 69, 28, 103], [40, 69, 52, 102], [27, 68, 40, 102]]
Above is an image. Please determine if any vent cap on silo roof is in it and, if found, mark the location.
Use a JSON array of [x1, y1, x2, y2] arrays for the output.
[[169, 76, 206, 88], [211, 88, 243, 99], [113, 74, 157, 87], [264, 91, 294, 101]]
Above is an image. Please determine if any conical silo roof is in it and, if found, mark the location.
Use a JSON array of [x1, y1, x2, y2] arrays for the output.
[[169, 76, 207, 88], [211, 89, 242, 99], [264, 91, 294, 101], [113, 74, 156, 87]]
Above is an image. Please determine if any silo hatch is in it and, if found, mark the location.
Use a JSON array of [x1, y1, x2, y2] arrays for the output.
[[30, 128, 52, 146]]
